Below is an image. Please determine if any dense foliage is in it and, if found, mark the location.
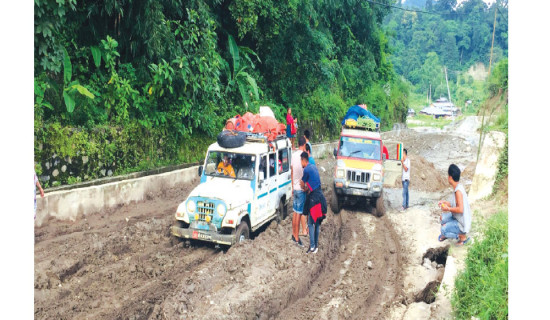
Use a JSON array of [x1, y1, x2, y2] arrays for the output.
[[35, 0, 410, 186], [384, 0, 508, 108], [452, 210, 508, 319]]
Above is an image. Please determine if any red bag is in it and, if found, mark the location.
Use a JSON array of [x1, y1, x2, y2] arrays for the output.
[[290, 121, 297, 135]]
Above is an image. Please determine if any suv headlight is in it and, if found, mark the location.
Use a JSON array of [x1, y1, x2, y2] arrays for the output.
[[217, 203, 226, 217], [336, 169, 345, 178], [186, 200, 196, 213], [373, 173, 381, 181]]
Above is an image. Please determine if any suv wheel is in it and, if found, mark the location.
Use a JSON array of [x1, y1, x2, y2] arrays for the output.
[[276, 198, 286, 224], [235, 221, 250, 243], [331, 186, 341, 214], [373, 194, 385, 217]]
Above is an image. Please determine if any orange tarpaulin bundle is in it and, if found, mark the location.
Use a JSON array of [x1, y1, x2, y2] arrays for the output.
[[225, 111, 286, 141]]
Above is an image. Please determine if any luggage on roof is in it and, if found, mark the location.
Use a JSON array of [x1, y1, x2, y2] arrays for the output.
[[223, 107, 287, 142], [342, 105, 380, 131]]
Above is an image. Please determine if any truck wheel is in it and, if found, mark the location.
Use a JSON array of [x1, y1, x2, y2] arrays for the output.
[[276, 198, 286, 224], [331, 186, 341, 214], [235, 221, 250, 243], [374, 194, 386, 217]]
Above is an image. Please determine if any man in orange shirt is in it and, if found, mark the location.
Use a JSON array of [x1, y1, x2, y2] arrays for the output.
[[217, 155, 236, 178]]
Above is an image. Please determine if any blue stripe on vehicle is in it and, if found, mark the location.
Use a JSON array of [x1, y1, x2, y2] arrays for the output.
[[269, 188, 277, 193], [258, 192, 268, 199], [278, 180, 291, 188]]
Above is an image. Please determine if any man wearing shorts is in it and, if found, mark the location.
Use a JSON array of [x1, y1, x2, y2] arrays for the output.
[[291, 136, 307, 247]]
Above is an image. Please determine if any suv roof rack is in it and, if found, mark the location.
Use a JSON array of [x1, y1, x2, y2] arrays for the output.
[[343, 122, 380, 132]]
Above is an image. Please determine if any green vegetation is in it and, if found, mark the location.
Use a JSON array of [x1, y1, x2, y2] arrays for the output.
[[406, 114, 457, 129], [452, 210, 508, 319], [384, 0, 508, 110], [35, 0, 410, 186]]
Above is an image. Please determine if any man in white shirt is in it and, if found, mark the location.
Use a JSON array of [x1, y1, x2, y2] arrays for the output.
[[401, 148, 410, 211], [290, 137, 308, 247]]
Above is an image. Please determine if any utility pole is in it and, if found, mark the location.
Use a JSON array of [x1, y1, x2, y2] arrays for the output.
[[429, 83, 432, 104], [477, 1, 499, 163], [444, 66, 452, 103], [488, 1, 498, 76]]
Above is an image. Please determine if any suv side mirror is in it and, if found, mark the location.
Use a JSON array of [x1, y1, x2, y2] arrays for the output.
[[198, 165, 203, 177], [333, 148, 338, 157]]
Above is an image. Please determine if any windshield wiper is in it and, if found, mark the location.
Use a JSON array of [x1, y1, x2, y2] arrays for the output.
[[349, 150, 362, 156]]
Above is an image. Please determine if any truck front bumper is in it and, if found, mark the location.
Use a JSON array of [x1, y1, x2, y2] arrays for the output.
[[171, 226, 235, 246], [334, 180, 382, 198]]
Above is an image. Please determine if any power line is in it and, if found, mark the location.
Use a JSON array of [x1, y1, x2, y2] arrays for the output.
[[496, 5, 508, 25], [364, 0, 467, 16]]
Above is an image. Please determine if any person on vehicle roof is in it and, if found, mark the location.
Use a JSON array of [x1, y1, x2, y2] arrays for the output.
[[217, 155, 236, 178]]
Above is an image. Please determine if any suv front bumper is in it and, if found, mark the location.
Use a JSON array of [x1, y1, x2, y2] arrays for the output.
[[171, 226, 235, 246], [333, 180, 382, 198]]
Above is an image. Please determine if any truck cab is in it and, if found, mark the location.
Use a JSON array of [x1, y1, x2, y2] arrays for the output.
[[171, 136, 292, 246], [331, 127, 386, 216]]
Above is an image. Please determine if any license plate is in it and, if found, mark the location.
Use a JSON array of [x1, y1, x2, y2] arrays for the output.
[[353, 190, 362, 196], [198, 233, 211, 240], [192, 230, 210, 240]]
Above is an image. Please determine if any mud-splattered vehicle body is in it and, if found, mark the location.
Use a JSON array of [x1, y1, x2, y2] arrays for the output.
[[171, 136, 292, 246]]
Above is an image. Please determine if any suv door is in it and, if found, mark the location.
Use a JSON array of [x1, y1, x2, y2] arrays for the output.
[[267, 152, 279, 217], [382, 140, 404, 187], [254, 154, 270, 226]]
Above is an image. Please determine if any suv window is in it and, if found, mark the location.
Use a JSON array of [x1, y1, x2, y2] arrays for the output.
[[204, 151, 256, 180], [269, 153, 276, 177], [278, 148, 289, 173], [338, 137, 381, 160]]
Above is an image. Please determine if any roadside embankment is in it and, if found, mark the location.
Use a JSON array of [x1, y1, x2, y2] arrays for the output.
[[35, 141, 338, 227]]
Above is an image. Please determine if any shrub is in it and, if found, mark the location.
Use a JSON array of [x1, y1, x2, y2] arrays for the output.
[[452, 211, 508, 319]]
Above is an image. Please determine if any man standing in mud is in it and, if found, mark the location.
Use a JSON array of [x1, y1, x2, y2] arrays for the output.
[[300, 151, 326, 254], [401, 148, 410, 211], [291, 137, 308, 247], [438, 164, 472, 245]]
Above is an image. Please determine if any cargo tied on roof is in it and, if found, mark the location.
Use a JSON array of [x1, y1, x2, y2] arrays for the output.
[[341, 105, 380, 132], [220, 106, 288, 148]]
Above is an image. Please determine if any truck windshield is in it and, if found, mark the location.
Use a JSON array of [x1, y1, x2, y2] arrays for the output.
[[338, 137, 381, 160], [204, 151, 256, 180]]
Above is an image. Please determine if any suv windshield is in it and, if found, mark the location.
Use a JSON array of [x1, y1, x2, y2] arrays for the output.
[[204, 151, 256, 180], [338, 136, 381, 160]]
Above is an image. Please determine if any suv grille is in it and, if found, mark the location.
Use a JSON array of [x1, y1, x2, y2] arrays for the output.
[[347, 170, 370, 184], [197, 201, 215, 221]]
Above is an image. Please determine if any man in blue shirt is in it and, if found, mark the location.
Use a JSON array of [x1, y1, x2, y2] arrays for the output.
[[300, 152, 324, 254]]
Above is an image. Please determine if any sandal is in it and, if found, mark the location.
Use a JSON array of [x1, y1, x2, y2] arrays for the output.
[[438, 234, 447, 242], [456, 237, 471, 246]]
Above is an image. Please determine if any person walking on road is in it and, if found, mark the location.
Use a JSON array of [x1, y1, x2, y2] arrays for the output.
[[438, 164, 472, 245], [291, 137, 308, 247], [401, 148, 410, 211], [35, 171, 44, 219], [300, 152, 326, 254]]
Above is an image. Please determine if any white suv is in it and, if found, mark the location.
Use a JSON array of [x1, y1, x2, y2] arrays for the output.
[[171, 136, 292, 245]]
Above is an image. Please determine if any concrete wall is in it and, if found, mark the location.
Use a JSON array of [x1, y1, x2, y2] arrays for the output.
[[35, 166, 200, 227], [36, 141, 338, 227]]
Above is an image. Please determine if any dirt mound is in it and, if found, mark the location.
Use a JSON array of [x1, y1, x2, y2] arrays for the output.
[[388, 154, 449, 193]]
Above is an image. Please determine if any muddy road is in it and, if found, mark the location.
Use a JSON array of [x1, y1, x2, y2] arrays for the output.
[[35, 117, 480, 319]]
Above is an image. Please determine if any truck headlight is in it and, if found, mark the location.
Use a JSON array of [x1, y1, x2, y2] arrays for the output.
[[336, 169, 345, 178], [186, 200, 196, 213], [217, 203, 226, 217], [373, 173, 381, 181]]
